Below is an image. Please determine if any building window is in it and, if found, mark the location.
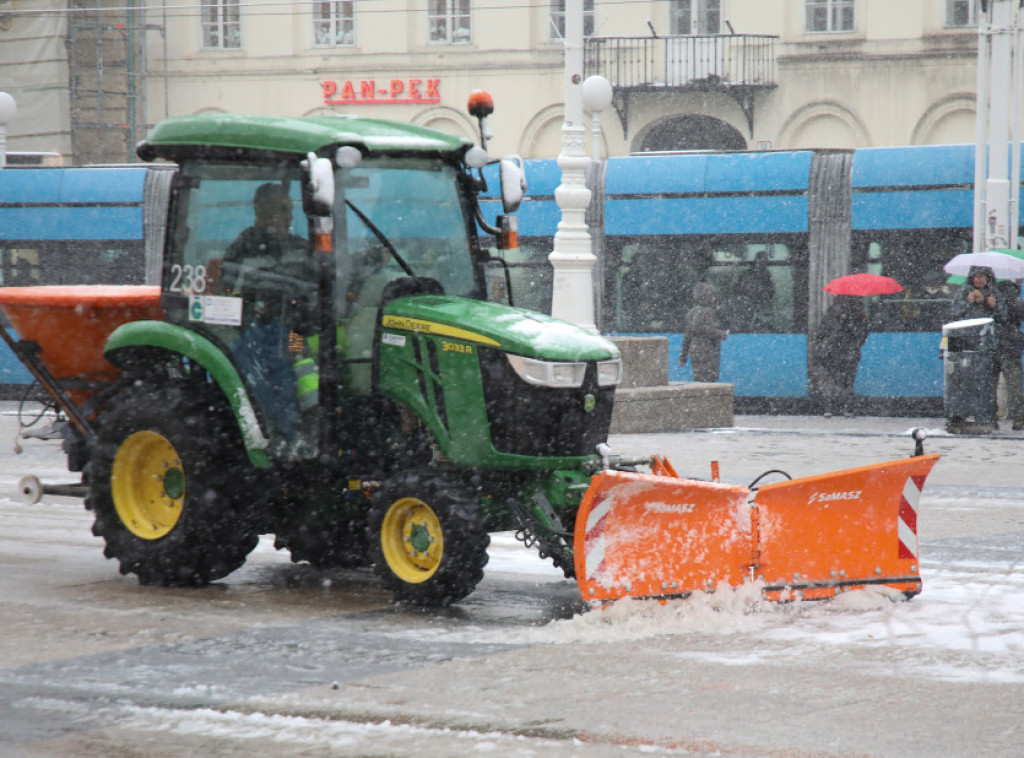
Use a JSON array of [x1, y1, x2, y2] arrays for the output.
[[202, 0, 241, 49], [946, 0, 978, 27], [549, 0, 595, 41], [669, 0, 721, 36], [313, 1, 354, 47], [805, 0, 855, 33], [429, 0, 471, 44]]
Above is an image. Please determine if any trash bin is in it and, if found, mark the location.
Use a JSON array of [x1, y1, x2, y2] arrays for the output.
[[942, 317, 998, 432]]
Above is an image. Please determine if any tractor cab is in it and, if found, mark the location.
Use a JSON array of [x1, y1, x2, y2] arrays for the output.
[[143, 113, 530, 460]]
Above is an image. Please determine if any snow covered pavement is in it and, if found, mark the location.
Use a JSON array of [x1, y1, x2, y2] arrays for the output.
[[1, 408, 1022, 756]]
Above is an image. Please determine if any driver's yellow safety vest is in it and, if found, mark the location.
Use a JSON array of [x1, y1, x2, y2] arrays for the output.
[[291, 325, 348, 411]]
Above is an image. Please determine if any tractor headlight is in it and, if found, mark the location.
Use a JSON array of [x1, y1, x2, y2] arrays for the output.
[[596, 358, 623, 387], [506, 355, 586, 388]]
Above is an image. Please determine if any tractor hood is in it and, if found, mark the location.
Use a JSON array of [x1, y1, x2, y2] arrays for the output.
[[381, 295, 619, 362]]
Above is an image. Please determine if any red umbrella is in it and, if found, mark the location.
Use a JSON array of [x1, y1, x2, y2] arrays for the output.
[[823, 273, 903, 296]]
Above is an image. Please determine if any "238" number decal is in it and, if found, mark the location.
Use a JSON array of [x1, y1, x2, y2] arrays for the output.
[[169, 263, 208, 294]]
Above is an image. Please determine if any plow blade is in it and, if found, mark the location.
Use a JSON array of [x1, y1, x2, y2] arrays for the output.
[[752, 453, 940, 601], [574, 453, 940, 605]]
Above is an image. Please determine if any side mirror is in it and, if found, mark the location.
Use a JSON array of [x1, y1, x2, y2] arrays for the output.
[[499, 155, 526, 213], [301, 152, 335, 216]]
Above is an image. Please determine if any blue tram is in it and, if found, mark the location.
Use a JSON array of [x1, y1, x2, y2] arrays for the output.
[[0, 165, 173, 387], [483, 144, 986, 414]]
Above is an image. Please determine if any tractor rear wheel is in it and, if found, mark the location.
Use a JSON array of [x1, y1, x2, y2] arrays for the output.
[[86, 383, 260, 586], [368, 470, 489, 607]]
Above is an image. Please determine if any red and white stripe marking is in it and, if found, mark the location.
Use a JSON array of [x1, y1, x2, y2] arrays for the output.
[[583, 493, 613, 586], [898, 474, 925, 560]]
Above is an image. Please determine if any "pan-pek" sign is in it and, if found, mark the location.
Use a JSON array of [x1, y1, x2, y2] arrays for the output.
[[322, 78, 441, 106]]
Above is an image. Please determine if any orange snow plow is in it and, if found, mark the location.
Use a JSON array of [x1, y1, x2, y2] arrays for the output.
[[574, 453, 940, 604]]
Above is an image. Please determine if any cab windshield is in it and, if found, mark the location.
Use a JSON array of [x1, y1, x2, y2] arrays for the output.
[[335, 157, 478, 302], [168, 156, 479, 307]]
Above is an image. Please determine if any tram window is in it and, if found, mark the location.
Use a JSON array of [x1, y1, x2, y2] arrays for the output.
[[78, 244, 146, 284], [607, 235, 800, 333], [852, 230, 970, 332], [1, 242, 145, 287], [0, 248, 40, 286], [709, 244, 796, 334]]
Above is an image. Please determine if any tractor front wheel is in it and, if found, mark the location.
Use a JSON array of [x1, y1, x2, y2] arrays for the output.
[[368, 470, 488, 607], [86, 383, 260, 586]]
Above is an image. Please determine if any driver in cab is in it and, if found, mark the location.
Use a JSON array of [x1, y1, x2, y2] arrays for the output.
[[221, 182, 314, 295]]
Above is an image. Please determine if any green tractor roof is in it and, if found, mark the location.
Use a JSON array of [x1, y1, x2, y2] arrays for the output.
[[138, 113, 471, 162]]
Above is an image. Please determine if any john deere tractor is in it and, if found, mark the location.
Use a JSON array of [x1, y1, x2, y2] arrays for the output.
[[84, 110, 623, 605]]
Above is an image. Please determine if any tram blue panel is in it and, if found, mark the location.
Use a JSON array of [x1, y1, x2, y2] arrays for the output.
[[514, 199, 560, 233], [852, 144, 974, 189], [0, 206, 144, 240], [478, 198, 501, 218], [0, 170, 63, 203], [0, 167, 147, 204], [480, 198, 559, 236], [60, 168, 147, 203], [520, 159, 564, 196], [852, 188, 974, 230], [0, 331, 34, 385], [605, 195, 809, 235], [654, 332, 808, 396], [480, 159, 563, 199], [704, 151, 813, 193], [606, 155, 710, 195], [720, 334, 808, 396], [855, 332, 942, 397], [605, 151, 812, 195]]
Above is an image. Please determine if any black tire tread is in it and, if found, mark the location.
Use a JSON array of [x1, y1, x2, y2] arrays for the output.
[[368, 469, 489, 607], [86, 383, 259, 586]]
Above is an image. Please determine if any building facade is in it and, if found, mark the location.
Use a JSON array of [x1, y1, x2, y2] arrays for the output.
[[0, 0, 984, 164]]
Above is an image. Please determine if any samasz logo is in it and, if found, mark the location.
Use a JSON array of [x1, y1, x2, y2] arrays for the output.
[[644, 502, 696, 514], [807, 490, 862, 505]]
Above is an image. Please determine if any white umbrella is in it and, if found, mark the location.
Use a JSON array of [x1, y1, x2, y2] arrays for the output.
[[943, 249, 1024, 280]]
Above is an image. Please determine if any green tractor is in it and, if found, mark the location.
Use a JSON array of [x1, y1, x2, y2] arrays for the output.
[[85, 109, 624, 606]]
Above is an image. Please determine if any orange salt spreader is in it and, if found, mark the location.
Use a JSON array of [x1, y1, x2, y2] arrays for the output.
[[574, 448, 939, 605], [0, 285, 163, 436]]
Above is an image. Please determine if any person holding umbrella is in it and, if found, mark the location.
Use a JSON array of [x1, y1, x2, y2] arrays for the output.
[[813, 296, 869, 417], [813, 274, 902, 417], [948, 266, 1005, 323], [994, 278, 1024, 429]]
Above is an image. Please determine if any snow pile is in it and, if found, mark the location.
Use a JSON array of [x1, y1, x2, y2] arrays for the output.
[[116, 705, 662, 756]]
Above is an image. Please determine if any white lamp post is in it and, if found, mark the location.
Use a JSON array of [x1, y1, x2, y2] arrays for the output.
[[548, 0, 597, 332], [581, 75, 612, 330], [582, 75, 612, 162], [0, 92, 16, 169], [974, 0, 1024, 251]]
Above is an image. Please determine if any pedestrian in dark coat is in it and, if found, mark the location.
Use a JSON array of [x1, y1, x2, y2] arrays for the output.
[[813, 296, 869, 416], [995, 278, 1024, 429], [679, 281, 728, 382], [948, 266, 1005, 323]]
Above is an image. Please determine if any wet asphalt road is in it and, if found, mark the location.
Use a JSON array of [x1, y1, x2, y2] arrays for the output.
[[1, 407, 1022, 757]]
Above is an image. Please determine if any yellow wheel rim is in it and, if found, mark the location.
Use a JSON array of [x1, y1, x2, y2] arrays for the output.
[[379, 497, 444, 583], [111, 430, 185, 540]]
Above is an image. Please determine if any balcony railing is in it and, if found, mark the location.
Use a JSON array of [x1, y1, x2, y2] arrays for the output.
[[584, 34, 777, 89], [584, 34, 778, 137]]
